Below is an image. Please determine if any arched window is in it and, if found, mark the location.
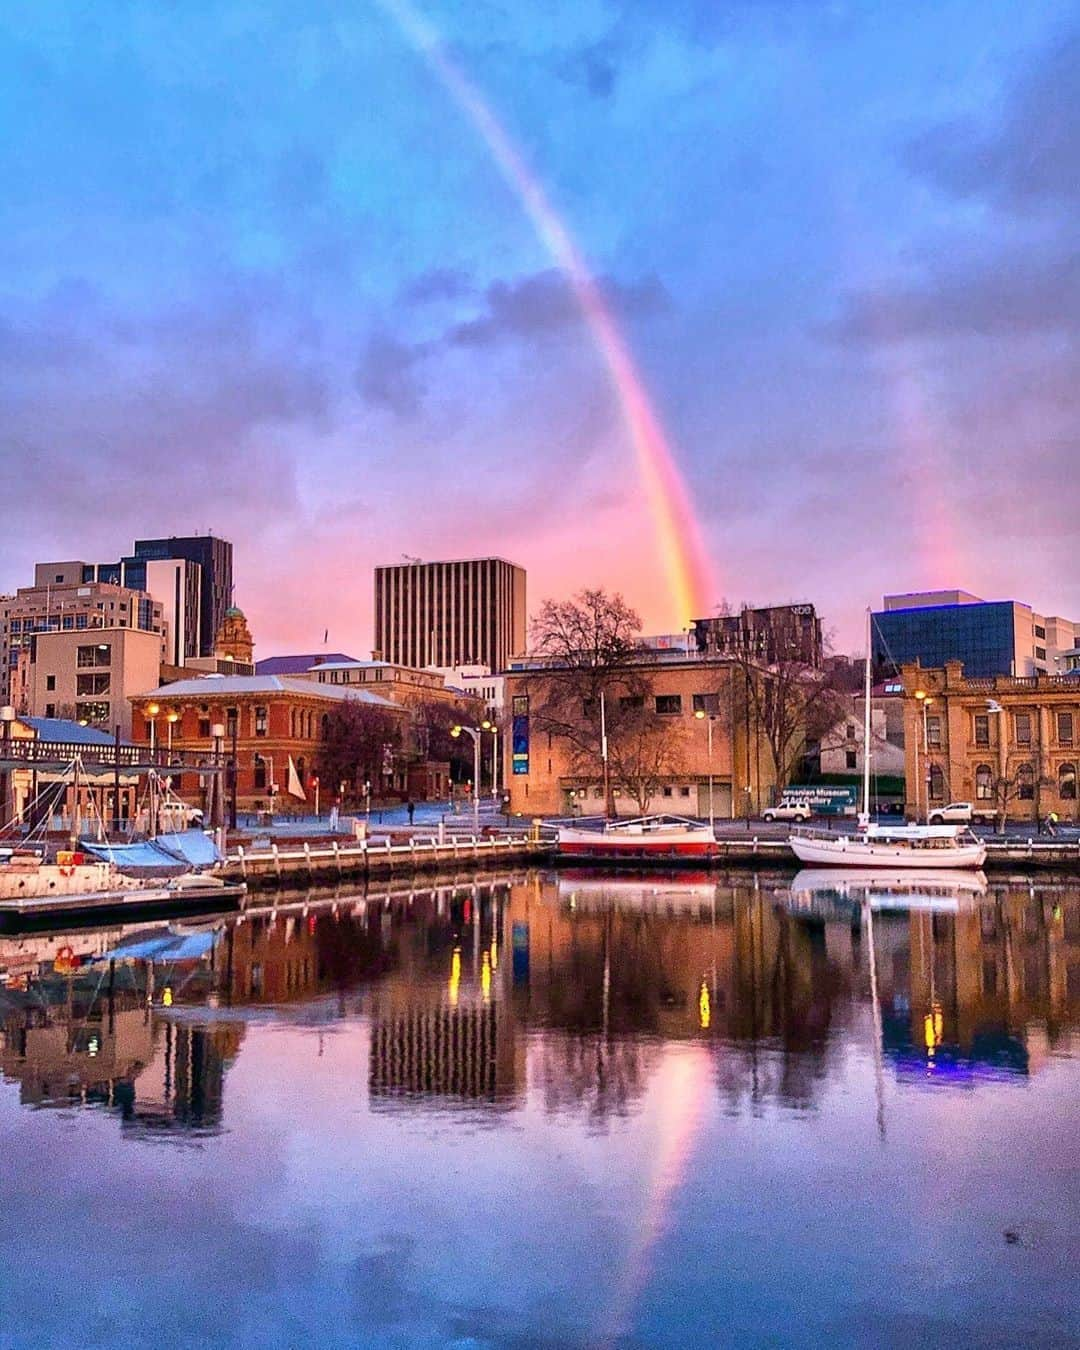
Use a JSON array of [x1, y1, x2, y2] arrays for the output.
[[975, 764, 993, 801], [289, 709, 296, 738], [1017, 763, 1035, 800], [253, 755, 267, 790], [1060, 762, 1077, 801], [928, 763, 945, 800]]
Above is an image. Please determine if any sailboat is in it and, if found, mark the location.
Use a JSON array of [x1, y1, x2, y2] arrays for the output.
[[788, 610, 987, 870]]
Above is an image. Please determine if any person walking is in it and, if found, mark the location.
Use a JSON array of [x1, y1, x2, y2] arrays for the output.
[[407, 800, 415, 827]]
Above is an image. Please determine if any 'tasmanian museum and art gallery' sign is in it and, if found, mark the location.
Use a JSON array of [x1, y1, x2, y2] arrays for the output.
[[781, 785, 858, 814]]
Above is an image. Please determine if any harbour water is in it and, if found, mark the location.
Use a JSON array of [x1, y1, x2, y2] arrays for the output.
[[1, 869, 1077, 1348]]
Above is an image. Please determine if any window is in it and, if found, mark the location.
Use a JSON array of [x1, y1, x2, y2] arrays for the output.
[[254, 755, 268, 790], [662, 786, 673, 798], [254, 706, 268, 738], [655, 694, 682, 716], [1035, 646, 1046, 661], [76, 673, 110, 697], [973, 714, 989, 746], [845, 749, 857, 770], [1060, 763, 1077, 801], [846, 723, 856, 740], [975, 764, 993, 800], [77, 700, 110, 727], [692, 693, 719, 715], [619, 695, 645, 711], [45, 674, 56, 691], [1017, 763, 1035, 800], [1014, 712, 1032, 745], [680, 786, 691, 798], [1058, 712, 1074, 746], [76, 643, 110, 668], [928, 764, 945, 800], [226, 706, 238, 736], [1034, 624, 1046, 639], [926, 716, 942, 748], [45, 703, 55, 718], [198, 717, 211, 738]]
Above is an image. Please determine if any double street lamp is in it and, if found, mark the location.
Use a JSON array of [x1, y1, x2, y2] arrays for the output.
[[450, 725, 481, 828], [481, 719, 500, 800], [913, 689, 935, 821], [146, 702, 160, 758]]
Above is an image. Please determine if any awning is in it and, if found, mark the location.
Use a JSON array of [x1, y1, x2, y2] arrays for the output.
[[94, 929, 219, 964]]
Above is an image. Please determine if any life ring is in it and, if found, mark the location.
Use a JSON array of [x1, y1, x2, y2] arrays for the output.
[[56, 945, 74, 963], [59, 864, 76, 878]]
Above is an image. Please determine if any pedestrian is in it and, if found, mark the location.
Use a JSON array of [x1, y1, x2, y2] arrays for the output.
[[407, 799, 415, 827], [1046, 810, 1058, 837]]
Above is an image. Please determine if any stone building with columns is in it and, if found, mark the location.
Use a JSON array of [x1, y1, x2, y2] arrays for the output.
[[899, 660, 1079, 823]]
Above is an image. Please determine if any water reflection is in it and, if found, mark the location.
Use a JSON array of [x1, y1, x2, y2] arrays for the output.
[[2, 868, 1077, 1131]]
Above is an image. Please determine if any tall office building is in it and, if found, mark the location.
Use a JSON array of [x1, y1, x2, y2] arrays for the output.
[[82, 555, 201, 666], [873, 590, 1078, 679], [374, 558, 526, 672], [132, 535, 233, 657]]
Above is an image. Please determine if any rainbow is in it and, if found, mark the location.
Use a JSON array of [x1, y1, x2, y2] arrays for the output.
[[376, 0, 714, 625]]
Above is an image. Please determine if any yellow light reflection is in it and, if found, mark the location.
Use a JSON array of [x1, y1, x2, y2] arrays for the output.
[[490, 935, 498, 971], [448, 946, 461, 1006], [698, 979, 711, 1030], [162, 987, 173, 1008], [481, 950, 492, 1002]]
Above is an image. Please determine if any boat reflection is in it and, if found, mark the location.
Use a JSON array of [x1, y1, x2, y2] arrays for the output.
[[1, 869, 1077, 1131], [788, 867, 989, 913]]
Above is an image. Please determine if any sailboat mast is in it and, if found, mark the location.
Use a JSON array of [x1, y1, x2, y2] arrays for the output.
[[862, 608, 873, 824]]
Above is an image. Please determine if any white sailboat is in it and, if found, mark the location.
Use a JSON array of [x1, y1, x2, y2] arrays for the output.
[[789, 610, 987, 870]]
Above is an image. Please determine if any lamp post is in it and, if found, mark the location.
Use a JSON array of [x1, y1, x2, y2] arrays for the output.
[[481, 719, 499, 801], [913, 690, 934, 822], [146, 702, 160, 761], [451, 725, 481, 829], [166, 709, 179, 757], [694, 708, 716, 832], [210, 722, 225, 834]]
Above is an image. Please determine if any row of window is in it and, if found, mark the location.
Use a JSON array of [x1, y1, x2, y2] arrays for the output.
[[583, 692, 722, 719], [968, 762, 1077, 801], [969, 710, 1075, 748]]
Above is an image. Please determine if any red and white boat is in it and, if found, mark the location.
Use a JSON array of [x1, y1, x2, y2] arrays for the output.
[[555, 815, 718, 862]]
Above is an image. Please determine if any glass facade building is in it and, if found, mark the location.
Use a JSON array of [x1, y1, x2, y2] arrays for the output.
[[873, 601, 1019, 679]]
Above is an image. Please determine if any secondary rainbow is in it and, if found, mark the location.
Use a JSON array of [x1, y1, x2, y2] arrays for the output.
[[377, 0, 714, 626]]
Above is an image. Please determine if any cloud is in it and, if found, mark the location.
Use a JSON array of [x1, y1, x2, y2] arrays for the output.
[[557, 36, 624, 99], [399, 267, 474, 305], [354, 332, 432, 416], [904, 25, 1080, 214], [446, 268, 669, 348], [824, 249, 1080, 344]]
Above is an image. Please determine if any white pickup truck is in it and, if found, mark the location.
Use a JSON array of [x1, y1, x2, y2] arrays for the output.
[[927, 801, 996, 826]]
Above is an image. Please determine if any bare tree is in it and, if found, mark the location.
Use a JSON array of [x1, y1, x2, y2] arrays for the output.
[[528, 589, 651, 815], [607, 709, 687, 814], [316, 700, 403, 805]]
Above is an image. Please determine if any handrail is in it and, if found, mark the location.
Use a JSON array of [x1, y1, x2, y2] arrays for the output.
[[0, 740, 229, 769]]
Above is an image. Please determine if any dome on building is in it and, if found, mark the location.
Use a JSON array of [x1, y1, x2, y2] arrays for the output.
[[214, 605, 254, 665]]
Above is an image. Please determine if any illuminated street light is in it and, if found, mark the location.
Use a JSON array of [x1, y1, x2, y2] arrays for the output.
[[694, 707, 716, 833], [451, 724, 481, 827]]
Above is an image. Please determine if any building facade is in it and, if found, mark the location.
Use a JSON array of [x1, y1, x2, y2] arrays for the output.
[[1, 570, 165, 706], [81, 555, 202, 665], [875, 591, 1078, 679], [503, 656, 776, 818], [899, 661, 1080, 822], [28, 628, 163, 737], [693, 604, 823, 668], [131, 675, 410, 811], [374, 557, 526, 673]]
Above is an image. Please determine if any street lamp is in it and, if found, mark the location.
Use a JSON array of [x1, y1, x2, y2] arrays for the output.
[[481, 719, 500, 801], [146, 702, 160, 759], [166, 709, 179, 756], [694, 708, 716, 832], [913, 689, 934, 822], [210, 722, 225, 831], [451, 725, 481, 828]]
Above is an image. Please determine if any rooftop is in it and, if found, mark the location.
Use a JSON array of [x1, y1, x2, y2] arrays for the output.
[[21, 717, 119, 745], [142, 675, 401, 708], [255, 652, 358, 675]]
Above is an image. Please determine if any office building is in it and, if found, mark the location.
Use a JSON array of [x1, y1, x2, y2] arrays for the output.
[[27, 627, 164, 737], [874, 591, 1078, 680], [0, 568, 165, 705], [374, 557, 526, 673], [131, 535, 233, 658], [693, 603, 823, 668], [82, 554, 202, 666]]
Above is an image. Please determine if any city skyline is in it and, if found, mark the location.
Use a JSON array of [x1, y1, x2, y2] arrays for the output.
[[2, 2, 1078, 653]]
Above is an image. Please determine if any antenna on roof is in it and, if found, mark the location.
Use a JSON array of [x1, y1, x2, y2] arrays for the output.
[[402, 554, 422, 565]]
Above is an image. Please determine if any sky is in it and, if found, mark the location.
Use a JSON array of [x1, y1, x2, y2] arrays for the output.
[[1, 0, 1078, 656]]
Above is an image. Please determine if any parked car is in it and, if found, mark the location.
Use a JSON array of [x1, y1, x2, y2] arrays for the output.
[[927, 801, 975, 825], [762, 802, 812, 823]]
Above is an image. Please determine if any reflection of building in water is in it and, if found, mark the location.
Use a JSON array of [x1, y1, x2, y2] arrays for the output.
[[877, 884, 1080, 1078], [121, 1020, 241, 1136], [370, 1002, 519, 1105]]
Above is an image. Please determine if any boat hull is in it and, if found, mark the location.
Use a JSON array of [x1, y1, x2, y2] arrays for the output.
[[556, 823, 718, 862], [789, 834, 986, 869]]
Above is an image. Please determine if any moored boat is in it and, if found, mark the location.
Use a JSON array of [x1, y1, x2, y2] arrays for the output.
[[789, 823, 987, 869], [555, 814, 718, 862]]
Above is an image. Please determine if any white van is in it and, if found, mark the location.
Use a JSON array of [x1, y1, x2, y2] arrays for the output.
[[136, 801, 205, 834]]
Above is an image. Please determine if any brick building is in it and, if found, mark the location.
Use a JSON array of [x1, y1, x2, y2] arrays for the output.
[[131, 675, 410, 812], [503, 654, 776, 818], [899, 661, 1080, 823]]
